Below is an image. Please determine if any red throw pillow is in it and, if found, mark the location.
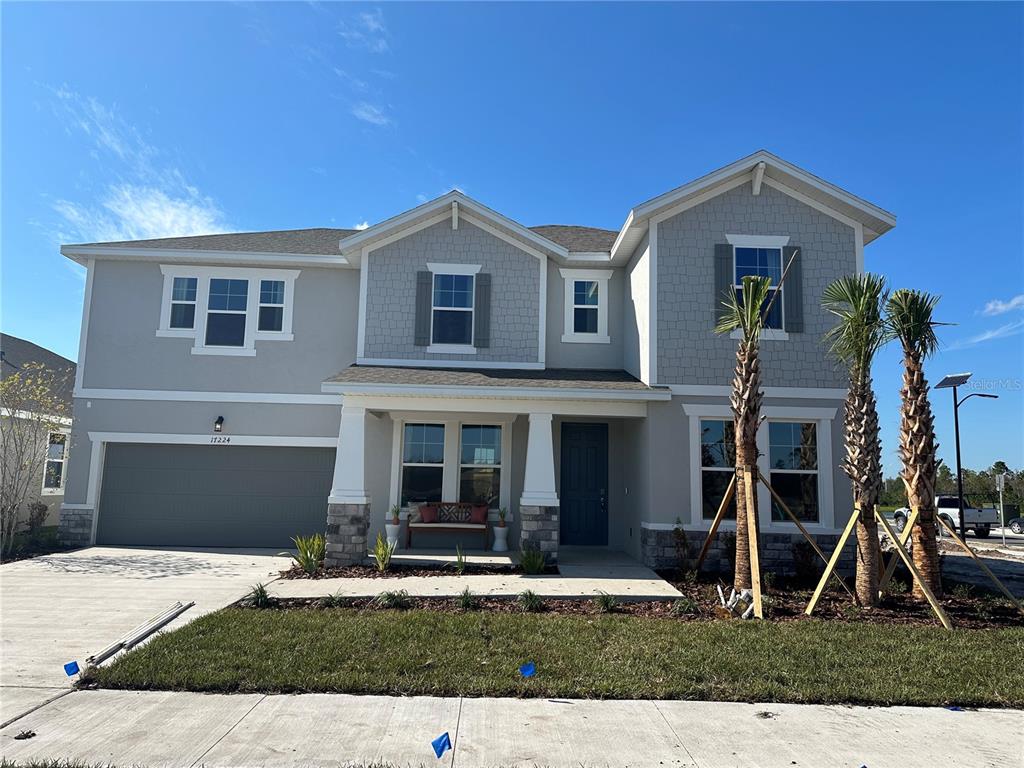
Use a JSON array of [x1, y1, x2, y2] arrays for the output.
[[419, 504, 438, 523], [470, 505, 488, 524]]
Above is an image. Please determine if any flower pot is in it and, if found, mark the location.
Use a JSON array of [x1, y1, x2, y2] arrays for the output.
[[385, 523, 401, 549], [492, 524, 509, 552]]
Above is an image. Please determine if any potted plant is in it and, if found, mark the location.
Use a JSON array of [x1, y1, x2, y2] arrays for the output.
[[492, 507, 509, 552], [385, 503, 402, 549]]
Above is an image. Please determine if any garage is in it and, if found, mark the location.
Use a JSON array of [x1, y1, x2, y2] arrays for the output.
[[96, 444, 335, 547]]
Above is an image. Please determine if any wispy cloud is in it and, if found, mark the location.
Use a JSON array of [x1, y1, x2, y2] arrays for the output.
[[333, 68, 368, 91], [354, 221, 370, 230], [981, 294, 1024, 316], [946, 318, 1024, 350], [47, 86, 228, 244], [351, 101, 392, 126], [338, 8, 390, 53]]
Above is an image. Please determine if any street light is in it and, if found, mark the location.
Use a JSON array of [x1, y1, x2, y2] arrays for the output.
[[935, 373, 999, 538]]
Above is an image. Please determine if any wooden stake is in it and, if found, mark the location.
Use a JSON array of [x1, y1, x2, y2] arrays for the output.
[[875, 511, 952, 630], [935, 514, 1024, 617], [743, 467, 764, 619], [695, 472, 736, 573], [757, 469, 856, 602], [878, 506, 919, 596], [805, 506, 860, 616]]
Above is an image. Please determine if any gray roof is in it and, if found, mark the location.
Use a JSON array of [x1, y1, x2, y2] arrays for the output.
[[68, 224, 617, 256], [0, 334, 76, 407], [325, 365, 664, 393]]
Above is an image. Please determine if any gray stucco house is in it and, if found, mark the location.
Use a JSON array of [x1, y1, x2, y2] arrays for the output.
[[57, 150, 895, 569]]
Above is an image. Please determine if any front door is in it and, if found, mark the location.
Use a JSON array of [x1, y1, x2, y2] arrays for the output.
[[560, 423, 608, 545]]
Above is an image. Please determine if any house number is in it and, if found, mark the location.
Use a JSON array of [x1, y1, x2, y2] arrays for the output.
[[210, 436, 231, 444]]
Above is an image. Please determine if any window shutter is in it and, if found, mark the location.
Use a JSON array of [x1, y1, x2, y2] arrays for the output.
[[414, 271, 432, 346], [713, 244, 733, 325], [474, 273, 491, 348], [782, 245, 803, 333]]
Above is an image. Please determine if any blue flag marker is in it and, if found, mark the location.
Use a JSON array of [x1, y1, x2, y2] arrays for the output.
[[431, 731, 452, 759], [63, 661, 80, 677], [519, 661, 536, 678]]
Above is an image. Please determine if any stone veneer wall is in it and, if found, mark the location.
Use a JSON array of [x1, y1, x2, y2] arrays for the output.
[[325, 503, 370, 567], [58, 506, 94, 548], [519, 505, 559, 562]]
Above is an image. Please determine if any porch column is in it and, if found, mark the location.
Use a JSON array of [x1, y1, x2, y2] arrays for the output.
[[325, 403, 370, 567], [519, 412, 560, 562]]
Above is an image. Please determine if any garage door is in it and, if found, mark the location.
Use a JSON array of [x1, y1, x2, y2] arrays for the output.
[[96, 444, 335, 547]]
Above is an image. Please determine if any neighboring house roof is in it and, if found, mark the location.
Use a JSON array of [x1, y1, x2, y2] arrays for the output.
[[0, 334, 77, 408], [323, 365, 671, 400]]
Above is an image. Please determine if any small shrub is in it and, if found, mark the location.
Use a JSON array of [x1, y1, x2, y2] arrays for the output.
[[318, 591, 346, 608], [951, 582, 974, 600], [518, 589, 545, 612], [841, 603, 862, 620], [720, 531, 737, 575], [791, 540, 819, 585], [26, 502, 48, 541], [290, 532, 326, 575], [456, 587, 479, 612], [519, 547, 547, 575], [762, 570, 777, 590], [886, 579, 909, 596], [372, 589, 412, 610], [680, 569, 699, 586], [454, 544, 467, 576], [672, 518, 689, 571], [372, 532, 396, 573], [669, 597, 699, 617], [593, 591, 619, 613], [246, 582, 273, 609]]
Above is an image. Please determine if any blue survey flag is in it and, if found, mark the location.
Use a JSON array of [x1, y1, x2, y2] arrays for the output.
[[519, 661, 536, 678], [63, 661, 80, 677], [431, 731, 452, 759]]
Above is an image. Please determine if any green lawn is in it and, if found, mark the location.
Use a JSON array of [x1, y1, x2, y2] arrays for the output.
[[87, 608, 1024, 707]]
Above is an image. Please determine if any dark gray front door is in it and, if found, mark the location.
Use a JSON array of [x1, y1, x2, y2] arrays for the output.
[[96, 444, 334, 547], [560, 423, 608, 546]]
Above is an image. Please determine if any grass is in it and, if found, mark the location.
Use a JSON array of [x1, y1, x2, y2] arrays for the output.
[[87, 607, 1024, 707]]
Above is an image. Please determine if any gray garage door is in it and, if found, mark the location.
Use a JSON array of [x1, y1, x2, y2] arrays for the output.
[[96, 444, 334, 547]]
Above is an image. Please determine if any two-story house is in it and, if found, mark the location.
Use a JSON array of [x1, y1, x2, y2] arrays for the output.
[[57, 150, 895, 569]]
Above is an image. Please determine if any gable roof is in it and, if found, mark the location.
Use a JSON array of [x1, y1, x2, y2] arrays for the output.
[[0, 334, 76, 407]]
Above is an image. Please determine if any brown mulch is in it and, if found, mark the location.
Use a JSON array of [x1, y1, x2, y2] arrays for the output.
[[281, 562, 559, 580]]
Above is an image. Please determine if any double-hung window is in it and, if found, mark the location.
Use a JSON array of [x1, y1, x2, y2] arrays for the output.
[[560, 268, 612, 343], [400, 424, 446, 506], [699, 419, 737, 520], [573, 281, 599, 333], [734, 247, 783, 330], [42, 432, 68, 494], [768, 421, 819, 522], [169, 277, 197, 330], [459, 425, 501, 509], [258, 280, 285, 332], [205, 278, 249, 347], [432, 273, 474, 345]]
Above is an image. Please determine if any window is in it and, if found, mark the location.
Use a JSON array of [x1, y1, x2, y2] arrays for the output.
[[432, 274, 474, 345], [42, 432, 67, 493], [699, 419, 737, 519], [205, 278, 249, 347], [768, 422, 819, 522], [735, 247, 783, 330], [560, 268, 611, 343], [459, 425, 501, 509], [258, 280, 285, 332], [400, 424, 445, 506], [169, 277, 197, 329]]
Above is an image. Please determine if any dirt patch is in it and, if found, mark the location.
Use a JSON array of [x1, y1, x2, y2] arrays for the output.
[[280, 562, 559, 580]]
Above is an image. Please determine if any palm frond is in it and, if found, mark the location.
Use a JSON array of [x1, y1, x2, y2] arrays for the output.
[[822, 273, 889, 374], [714, 275, 773, 341], [885, 288, 945, 358]]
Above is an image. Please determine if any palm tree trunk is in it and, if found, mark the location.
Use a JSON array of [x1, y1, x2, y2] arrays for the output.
[[731, 337, 762, 592], [843, 372, 882, 606]]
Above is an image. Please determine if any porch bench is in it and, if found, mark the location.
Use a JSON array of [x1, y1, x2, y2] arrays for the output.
[[406, 502, 490, 550]]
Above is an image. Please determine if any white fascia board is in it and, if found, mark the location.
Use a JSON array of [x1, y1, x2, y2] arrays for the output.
[[341, 393, 650, 418], [74, 387, 340, 404], [321, 381, 672, 403], [355, 356, 544, 370], [61, 246, 350, 269]]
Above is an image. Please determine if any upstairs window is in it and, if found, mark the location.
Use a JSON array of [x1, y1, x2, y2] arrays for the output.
[[432, 273, 474, 345], [560, 268, 611, 343], [42, 432, 68, 494], [734, 247, 783, 330], [205, 278, 249, 347], [573, 280, 599, 333], [258, 280, 285, 332], [169, 277, 197, 329]]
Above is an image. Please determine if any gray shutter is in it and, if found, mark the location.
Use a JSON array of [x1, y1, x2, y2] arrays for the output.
[[782, 245, 803, 333], [713, 244, 733, 324], [474, 273, 491, 348], [414, 271, 432, 346]]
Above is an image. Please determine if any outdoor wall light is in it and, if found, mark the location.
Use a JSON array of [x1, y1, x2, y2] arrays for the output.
[[214, 416, 224, 433]]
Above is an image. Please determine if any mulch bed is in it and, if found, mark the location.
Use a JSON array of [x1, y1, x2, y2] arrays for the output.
[[280, 562, 559, 580]]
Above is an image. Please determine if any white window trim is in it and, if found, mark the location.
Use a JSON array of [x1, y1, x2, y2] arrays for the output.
[[157, 265, 299, 356], [427, 263, 479, 351], [41, 429, 70, 495], [560, 268, 611, 344], [725, 235, 789, 340]]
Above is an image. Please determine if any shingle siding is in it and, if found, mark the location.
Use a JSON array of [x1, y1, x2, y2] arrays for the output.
[[657, 182, 853, 387], [363, 219, 540, 363]]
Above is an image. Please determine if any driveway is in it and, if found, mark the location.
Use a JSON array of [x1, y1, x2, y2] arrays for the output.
[[0, 546, 290, 723]]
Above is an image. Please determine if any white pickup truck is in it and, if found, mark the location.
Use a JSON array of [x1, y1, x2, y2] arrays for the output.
[[893, 495, 1000, 538]]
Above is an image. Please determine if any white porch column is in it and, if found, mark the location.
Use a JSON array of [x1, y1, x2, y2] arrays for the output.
[[329, 403, 370, 505], [520, 412, 559, 507]]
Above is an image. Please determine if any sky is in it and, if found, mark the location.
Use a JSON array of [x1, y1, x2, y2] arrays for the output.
[[2, 1, 1022, 479]]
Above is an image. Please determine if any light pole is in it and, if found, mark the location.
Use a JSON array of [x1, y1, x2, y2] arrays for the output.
[[935, 373, 998, 539]]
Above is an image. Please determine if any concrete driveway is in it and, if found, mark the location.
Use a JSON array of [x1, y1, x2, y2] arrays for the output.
[[0, 546, 290, 723]]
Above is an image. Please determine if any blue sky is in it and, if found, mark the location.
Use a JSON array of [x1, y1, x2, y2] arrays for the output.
[[3, 2, 1022, 477]]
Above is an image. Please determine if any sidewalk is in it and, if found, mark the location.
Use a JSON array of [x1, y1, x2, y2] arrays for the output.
[[2, 689, 1020, 767]]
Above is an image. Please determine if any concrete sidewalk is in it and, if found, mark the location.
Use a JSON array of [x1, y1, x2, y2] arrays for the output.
[[1, 689, 1019, 767]]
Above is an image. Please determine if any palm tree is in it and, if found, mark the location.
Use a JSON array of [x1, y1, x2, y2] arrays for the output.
[[822, 274, 889, 606], [715, 274, 773, 591], [885, 288, 944, 599]]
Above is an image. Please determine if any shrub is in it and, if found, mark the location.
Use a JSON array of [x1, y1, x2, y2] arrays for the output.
[[372, 532, 396, 573], [372, 589, 412, 610], [26, 502, 48, 541], [592, 591, 619, 613], [669, 597, 699, 617], [318, 591, 347, 608], [290, 532, 325, 575], [886, 579, 909, 596], [454, 544, 467, 576], [720, 531, 737, 575], [672, 518, 689, 571], [951, 582, 974, 600], [791, 540, 819, 586], [518, 590, 545, 612], [246, 582, 273, 609], [519, 547, 547, 575], [456, 587, 479, 612], [762, 570, 777, 590]]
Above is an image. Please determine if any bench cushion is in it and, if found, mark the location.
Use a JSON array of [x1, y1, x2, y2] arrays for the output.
[[408, 522, 486, 530]]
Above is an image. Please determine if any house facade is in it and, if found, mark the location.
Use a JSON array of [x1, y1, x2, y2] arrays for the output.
[[57, 151, 895, 570]]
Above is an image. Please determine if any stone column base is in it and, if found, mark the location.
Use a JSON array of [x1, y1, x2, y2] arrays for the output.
[[519, 505, 559, 563], [325, 503, 370, 567], [58, 506, 95, 548]]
